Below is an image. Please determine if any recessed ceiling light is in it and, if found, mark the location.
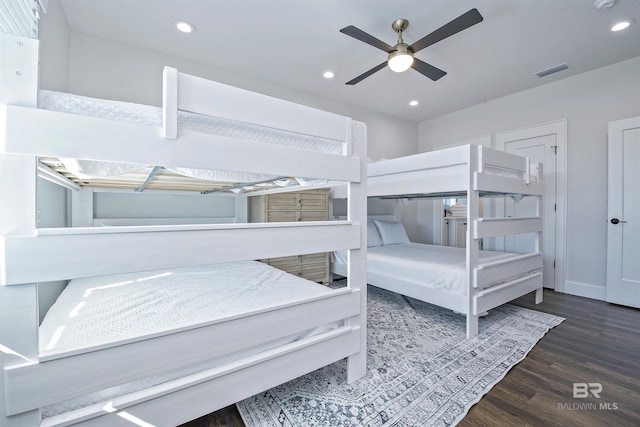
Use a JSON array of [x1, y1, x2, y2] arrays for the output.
[[611, 20, 633, 31], [409, 100, 419, 106], [323, 71, 335, 79], [175, 21, 195, 33]]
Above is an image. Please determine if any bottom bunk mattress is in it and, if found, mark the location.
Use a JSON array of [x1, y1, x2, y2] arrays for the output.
[[334, 243, 515, 295], [39, 260, 341, 421], [40, 260, 335, 355]]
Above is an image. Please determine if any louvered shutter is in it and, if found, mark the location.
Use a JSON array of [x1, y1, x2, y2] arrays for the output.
[[0, 0, 47, 39]]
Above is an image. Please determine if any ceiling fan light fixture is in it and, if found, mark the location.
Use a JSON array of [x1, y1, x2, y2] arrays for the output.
[[388, 44, 414, 72]]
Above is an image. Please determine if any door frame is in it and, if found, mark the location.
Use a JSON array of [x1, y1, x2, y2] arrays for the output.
[[496, 119, 567, 292]]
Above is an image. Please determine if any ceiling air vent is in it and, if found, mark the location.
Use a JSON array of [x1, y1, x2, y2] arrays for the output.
[[535, 63, 570, 78]]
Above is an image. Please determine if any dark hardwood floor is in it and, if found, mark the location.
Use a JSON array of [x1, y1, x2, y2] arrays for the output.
[[458, 289, 640, 427], [181, 290, 640, 427]]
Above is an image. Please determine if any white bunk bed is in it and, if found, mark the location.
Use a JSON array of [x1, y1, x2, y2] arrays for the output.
[[0, 33, 367, 427], [332, 144, 544, 338]]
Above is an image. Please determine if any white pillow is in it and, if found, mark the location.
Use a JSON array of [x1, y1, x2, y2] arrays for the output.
[[374, 220, 410, 245], [367, 220, 384, 247]]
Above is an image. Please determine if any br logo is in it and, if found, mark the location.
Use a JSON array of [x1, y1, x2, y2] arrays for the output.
[[573, 383, 602, 398]]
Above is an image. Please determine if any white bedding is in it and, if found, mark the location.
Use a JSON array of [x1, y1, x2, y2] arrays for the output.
[[334, 243, 515, 295], [37, 90, 343, 183], [40, 260, 339, 420], [40, 260, 334, 356]]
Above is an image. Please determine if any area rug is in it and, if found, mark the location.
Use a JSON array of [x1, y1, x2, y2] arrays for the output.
[[237, 285, 564, 426]]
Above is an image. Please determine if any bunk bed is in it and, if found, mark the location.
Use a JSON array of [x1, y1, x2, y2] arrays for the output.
[[332, 144, 544, 338], [0, 32, 367, 427]]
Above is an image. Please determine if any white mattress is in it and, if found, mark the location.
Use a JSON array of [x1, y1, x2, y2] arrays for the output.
[[37, 90, 343, 183], [40, 260, 334, 356], [40, 260, 339, 420], [335, 243, 515, 295]]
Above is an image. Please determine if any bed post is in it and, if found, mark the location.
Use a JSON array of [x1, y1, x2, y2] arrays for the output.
[[535, 163, 544, 304], [234, 194, 248, 223], [71, 187, 94, 227], [347, 120, 367, 383], [162, 66, 178, 139], [466, 145, 480, 338], [0, 32, 42, 426]]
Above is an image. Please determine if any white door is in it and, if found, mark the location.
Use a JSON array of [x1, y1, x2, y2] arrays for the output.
[[607, 117, 640, 308], [497, 121, 565, 290]]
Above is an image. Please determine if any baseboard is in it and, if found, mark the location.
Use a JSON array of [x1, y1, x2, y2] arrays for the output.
[[561, 280, 606, 301]]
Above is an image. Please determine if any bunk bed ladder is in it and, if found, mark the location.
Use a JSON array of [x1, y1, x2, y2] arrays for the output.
[[467, 145, 544, 337]]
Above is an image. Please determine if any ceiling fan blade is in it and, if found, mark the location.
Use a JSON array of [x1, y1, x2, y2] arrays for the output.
[[346, 62, 388, 85], [340, 25, 395, 53], [409, 8, 483, 53], [412, 58, 447, 81]]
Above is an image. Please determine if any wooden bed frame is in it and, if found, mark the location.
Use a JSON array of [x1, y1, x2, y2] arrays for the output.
[[0, 33, 367, 427], [333, 144, 544, 338]]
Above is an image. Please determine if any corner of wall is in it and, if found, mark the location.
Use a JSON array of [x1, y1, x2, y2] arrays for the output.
[[38, 0, 70, 92]]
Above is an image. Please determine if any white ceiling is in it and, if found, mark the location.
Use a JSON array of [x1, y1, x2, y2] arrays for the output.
[[59, 0, 640, 122]]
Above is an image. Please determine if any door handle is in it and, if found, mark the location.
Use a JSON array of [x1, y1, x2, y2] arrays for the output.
[[610, 218, 627, 224]]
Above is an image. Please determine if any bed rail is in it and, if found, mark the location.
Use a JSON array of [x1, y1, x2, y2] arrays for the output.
[[477, 144, 528, 174], [474, 216, 543, 239], [474, 272, 543, 314], [0, 105, 359, 183], [368, 145, 469, 177], [2, 221, 360, 285], [474, 171, 542, 196], [4, 289, 360, 416], [163, 67, 351, 146], [41, 327, 361, 427], [367, 144, 542, 198], [473, 252, 543, 289]]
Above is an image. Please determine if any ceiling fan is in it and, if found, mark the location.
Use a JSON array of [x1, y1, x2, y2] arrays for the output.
[[340, 8, 483, 85]]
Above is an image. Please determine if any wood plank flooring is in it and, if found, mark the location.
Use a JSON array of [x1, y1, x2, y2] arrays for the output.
[[181, 290, 640, 427]]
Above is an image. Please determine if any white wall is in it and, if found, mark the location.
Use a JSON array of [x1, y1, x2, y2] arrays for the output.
[[38, 0, 69, 92], [418, 56, 640, 300], [35, 178, 68, 321], [93, 192, 235, 220]]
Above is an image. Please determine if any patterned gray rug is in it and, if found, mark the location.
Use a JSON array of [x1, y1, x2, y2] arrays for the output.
[[237, 286, 563, 426]]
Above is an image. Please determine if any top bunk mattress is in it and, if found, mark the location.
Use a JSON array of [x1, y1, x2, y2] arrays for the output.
[[37, 90, 344, 186], [39, 260, 335, 357]]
